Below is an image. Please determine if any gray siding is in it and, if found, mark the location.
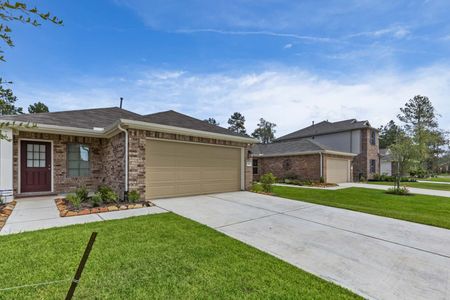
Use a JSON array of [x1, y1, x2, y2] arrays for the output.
[[313, 130, 361, 154]]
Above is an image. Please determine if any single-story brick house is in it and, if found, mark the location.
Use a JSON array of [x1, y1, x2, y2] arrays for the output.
[[252, 138, 356, 183], [0, 107, 256, 202]]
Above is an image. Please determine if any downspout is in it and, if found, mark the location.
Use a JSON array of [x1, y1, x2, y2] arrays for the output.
[[319, 152, 323, 178], [117, 123, 129, 201]]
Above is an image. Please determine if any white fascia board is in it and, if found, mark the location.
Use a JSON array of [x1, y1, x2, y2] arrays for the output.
[[1, 120, 107, 137], [253, 150, 357, 158], [120, 119, 257, 144]]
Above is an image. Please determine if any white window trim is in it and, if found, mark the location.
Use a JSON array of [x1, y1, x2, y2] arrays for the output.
[[18, 138, 54, 194]]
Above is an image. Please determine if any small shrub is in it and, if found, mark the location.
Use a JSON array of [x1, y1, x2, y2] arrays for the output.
[[251, 182, 263, 193], [75, 186, 89, 202], [98, 186, 119, 203], [319, 176, 325, 184], [386, 186, 411, 196], [91, 192, 103, 207], [66, 193, 82, 210], [260, 172, 276, 193], [128, 190, 140, 203]]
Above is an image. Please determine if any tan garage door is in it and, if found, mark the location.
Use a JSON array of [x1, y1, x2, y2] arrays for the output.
[[326, 158, 350, 183], [145, 140, 242, 199]]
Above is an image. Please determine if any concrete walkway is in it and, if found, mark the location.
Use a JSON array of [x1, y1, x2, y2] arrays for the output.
[[417, 180, 450, 185], [154, 191, 450, 300], [0, 196, 166, 235], [339, 182, 450, 197]]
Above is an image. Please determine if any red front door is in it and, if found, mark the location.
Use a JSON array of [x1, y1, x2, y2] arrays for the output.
[[20, 141, 52, 193]]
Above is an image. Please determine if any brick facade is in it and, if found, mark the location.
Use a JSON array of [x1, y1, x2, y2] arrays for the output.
[[253, 154, 322, 182], [353, 128, 379, 180], [13, 129, 252, 200]]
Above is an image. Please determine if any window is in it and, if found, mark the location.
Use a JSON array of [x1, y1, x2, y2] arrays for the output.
[[370, 130, 376, 145], [26, 143, 46, 168], [370, 159, 376, 173], [252, 159, 259, 175], [67, 144, 90, 177]]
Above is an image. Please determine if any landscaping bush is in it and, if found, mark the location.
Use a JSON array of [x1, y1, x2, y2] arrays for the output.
[[75, 186, 89, 202], [66, 193, 82, 209], [260, 172, 276, 193], [319, 176, 325, 184], [251, 182, 263, 193], [386, 186, 411, 196], [91, 192, 103, 207], [128, 190, 140, 203], [370, 174, 416, 182], [98, 186, 119, 203]]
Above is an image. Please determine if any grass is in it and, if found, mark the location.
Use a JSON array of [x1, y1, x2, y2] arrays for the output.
[[272, 186, 450, 230], [421, 176, 450, 183], [0, 213, 359, 299], [367, 181, 450, 191]]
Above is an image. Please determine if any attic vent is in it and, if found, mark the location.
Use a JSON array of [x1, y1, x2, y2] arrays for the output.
[[351, 119, 357, 124]]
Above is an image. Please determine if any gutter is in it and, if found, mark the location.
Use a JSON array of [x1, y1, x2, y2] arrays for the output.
[[254, 150, 358, 158], [117, 123, 129, 200]]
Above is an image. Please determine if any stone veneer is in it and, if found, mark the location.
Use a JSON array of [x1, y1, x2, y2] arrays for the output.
[[13, 129, 252, 200], [353, 128, 379, 180]]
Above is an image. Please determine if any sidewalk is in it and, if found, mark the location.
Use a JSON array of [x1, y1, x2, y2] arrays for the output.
[[0, 196, 166, 235], [339, 182, 450, 198]]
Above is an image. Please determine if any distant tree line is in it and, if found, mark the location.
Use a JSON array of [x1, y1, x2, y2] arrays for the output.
[[379, 95, 449, 177], [204, 112, 277, 144]]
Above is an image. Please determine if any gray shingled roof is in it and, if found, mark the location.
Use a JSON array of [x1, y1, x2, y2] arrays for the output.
[[252, 139, 329, 157], [276, 119, 373, 142], [0, 107, 146, 129], [143, 110, 247, 137], [0, 107, 245, 138]]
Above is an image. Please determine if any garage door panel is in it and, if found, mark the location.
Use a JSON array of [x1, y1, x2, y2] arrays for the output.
[[145, 140, 242, 199], [326, 158, 350, 183]]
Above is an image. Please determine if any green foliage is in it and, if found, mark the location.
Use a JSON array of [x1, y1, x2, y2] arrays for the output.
[[0, 1, 63, 61], [128, 190, 140, 203], [75, 186, 89, 202], [386, 186, 411, 196], [252, 118, 277, 144], [378, 120, 404, 149], [319, 176, 325, 183], [204, 117, 219, 126], [66, 193, 81, 210], [91, 192, 103, 207], [98, 186, 119, 203], [250, 182, 263, 193], [371, 174, 416, 182], [260, 172, 276, 193], [0, 83, 22, 115], [227, 112, 247, 135], [28, 101, 49, 113]]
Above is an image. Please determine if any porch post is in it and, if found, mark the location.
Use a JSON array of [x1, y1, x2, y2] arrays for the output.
[[0, 129, 13, 203]]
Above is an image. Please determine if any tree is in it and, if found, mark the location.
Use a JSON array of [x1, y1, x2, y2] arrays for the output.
[[1, 1, 63, 62], [204, 117, 219, 126], [0, 82, 22, 114], [227, 112, 246, 135], [389, 132, 418, 188], [397, 95, 445, 172], [378, 120, 403, 149], [252, 118, 277, 144], [28, 101, 49, 113]]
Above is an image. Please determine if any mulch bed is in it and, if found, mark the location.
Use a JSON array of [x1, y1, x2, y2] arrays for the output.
[[55, 198, 154, 217], [0, 201, 16, 231]]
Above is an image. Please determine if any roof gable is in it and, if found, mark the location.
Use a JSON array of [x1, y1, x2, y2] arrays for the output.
[[276, 118, 372, 142]]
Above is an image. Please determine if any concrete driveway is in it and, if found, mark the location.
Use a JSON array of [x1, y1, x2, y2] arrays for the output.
[[154, 191, 450, 300]]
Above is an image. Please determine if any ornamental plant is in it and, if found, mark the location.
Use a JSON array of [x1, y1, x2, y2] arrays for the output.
[[260, 172, 276, 193]]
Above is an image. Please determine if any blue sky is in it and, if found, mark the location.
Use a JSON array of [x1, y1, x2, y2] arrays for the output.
[[3, 0, 450, 135]]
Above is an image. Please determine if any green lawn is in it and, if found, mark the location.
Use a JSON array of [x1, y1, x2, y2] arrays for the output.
[[0, 213, 358, 300], [273, 186, 450, 229], [421, 176, 450, 183], [367, 181, 450, 191]]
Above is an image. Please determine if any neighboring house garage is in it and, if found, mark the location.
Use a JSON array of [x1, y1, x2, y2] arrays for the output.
[[252, 139, 356, 183], [145, 139, 242, 199]]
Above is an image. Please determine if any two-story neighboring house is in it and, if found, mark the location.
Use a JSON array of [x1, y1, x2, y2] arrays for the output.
[[252, 119, 380, 183]]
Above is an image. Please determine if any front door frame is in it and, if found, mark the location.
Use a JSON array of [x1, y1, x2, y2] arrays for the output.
[[18, 138, 54, 194]]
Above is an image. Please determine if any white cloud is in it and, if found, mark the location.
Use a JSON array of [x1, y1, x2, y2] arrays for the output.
[[284, 43, 293, 49], [14, 66, 450, 136], [347, 25, 410, 39]]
